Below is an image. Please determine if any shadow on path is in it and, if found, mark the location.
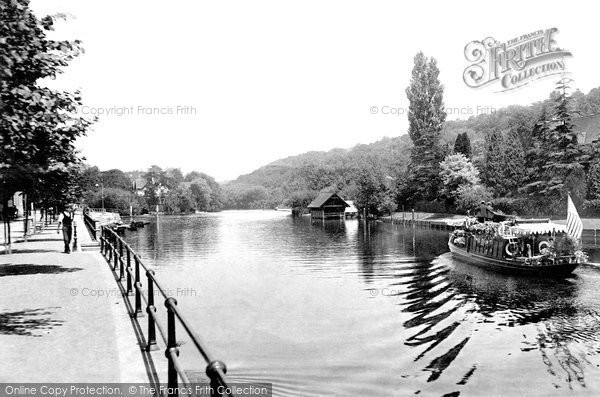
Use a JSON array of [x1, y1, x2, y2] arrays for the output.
[[14, 238, 62, 243], [1, 249, 63, 255], [0, 264, 82, 277], [0, 308, 64, 336]]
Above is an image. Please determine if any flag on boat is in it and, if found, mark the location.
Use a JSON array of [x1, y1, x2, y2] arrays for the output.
[[566, 194, 583, 240]]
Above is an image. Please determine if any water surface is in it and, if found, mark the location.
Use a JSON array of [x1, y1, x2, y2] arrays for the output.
[[125, 211, 600, 396]]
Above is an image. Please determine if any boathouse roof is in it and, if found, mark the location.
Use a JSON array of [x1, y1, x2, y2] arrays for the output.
[[307, 192, 350, 209], [134, 178, 147, 190]]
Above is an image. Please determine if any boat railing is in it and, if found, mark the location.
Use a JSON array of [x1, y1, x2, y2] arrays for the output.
[[497, 223, 517, 238], [99, 226, 232, 396]]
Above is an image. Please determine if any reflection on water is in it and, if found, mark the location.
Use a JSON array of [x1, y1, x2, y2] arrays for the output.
[[125, 211, 600, 396]]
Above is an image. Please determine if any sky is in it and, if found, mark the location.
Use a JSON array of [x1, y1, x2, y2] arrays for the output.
[[29, 0, 599, 181]]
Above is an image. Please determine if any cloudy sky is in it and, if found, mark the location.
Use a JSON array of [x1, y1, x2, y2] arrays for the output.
[[30, 0, 598, 181]]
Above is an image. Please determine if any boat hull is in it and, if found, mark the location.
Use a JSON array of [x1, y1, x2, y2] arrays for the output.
[[448, 241, 579, 277]]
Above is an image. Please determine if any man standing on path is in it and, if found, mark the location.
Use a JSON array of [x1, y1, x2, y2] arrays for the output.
[[57, 206, 74, 253]]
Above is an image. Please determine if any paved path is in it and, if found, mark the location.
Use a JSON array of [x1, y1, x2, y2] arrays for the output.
[[0, 213, 157, 382]]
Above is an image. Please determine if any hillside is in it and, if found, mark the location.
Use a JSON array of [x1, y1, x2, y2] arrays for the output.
[[222, 86, 600, 209], [222, 135, 413, 208]]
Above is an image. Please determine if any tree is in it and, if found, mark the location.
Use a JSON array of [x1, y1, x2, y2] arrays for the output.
[[184, 171, 202, 182], [101, 169, 131, 190], [404, 52, 446, 203], [190, 178, 212, 211], [221, 184, 269, 209], [527, 79, 586, 211], [143, 165, 166, 206], [164, 185, 194, 213], [501, 129, 526, 194], [84, 187, 136, 214], [523, 107, 551, 195], [76, 165, 102, 193], [587, 158, 600, 200], [439, 154, 480, 207], [482, 128, 504, 194], [0, 1, 91, 248], [284, 190, 318, 210], [164, 168, 184, 189], [0, 2, 90, 196], [453, 132, 472, 159], [354, 156, 388, 216], [455, 184, 493, 213]]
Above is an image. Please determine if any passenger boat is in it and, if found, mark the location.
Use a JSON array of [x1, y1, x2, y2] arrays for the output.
[[448, 210, 586, 276]]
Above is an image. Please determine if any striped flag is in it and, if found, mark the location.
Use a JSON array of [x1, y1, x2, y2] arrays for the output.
[[566, 194, 583, 241]]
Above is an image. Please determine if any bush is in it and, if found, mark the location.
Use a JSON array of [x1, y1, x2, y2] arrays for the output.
[[413, 200, 447, 213], [583, 199, 600, 216], [491, 197, 529, 216], [455, 184, 493, 214], [84, 188, 140, 215], [491, 196, 566, 217]]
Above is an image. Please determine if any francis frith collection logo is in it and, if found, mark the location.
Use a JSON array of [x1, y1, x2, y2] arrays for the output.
[[463, 28, 572, 92]]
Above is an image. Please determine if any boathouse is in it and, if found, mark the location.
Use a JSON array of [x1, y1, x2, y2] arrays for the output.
[[307, 192, 349, 220]]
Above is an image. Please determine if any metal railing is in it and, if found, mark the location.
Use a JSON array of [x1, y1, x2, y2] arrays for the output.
[[99, 226, 232, 396], [83, 212, 99, 240]]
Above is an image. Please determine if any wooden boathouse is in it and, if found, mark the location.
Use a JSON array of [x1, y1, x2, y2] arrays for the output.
[[307, 192, 349, 220]]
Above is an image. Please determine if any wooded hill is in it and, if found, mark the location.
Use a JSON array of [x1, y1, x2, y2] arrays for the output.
[[222, 86, 600, 212]]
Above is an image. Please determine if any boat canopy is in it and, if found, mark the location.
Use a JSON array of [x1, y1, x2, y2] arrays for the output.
[[510, 222, 567, 235]]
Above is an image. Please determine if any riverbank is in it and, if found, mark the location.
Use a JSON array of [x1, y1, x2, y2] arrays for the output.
[[381, 211, 600, 232], [0, 213, 156, 382]]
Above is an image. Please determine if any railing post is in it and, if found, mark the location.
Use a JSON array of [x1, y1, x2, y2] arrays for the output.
[[121, 246, 128, 281], [113, 237, 119, 270], [108, 232, 113, 262], [126, 250, 133, 296], [134, 255, 143, 317], [165, 298, 179, 394], [119, 240, 124, 266], [72, 223, 78, 252], [145, 270, 159, 351], [206, 360, 228, 397], [100, 226, 104, 253]]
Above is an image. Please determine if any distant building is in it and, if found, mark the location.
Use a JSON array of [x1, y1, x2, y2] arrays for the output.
[[133, 178, 148, 196], [573, 114, 600, 144], [307, 192, 349, 220]]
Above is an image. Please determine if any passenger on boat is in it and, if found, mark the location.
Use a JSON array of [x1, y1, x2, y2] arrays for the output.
[[475, 201, 488, 222]]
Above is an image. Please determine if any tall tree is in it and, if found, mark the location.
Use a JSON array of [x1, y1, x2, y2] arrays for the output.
[[540, 79, 585, 208], [482, 128, 504, 194], [1, 0, 91, 248], [502, 129, 526, 194], [453, 132, 472, 159], [0, 1, 90, 202], [523, 107, 551, 192], [404, 52, 446, 203]]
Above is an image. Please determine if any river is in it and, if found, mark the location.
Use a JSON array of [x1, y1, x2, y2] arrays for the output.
[[124, 210, 600, 396]]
